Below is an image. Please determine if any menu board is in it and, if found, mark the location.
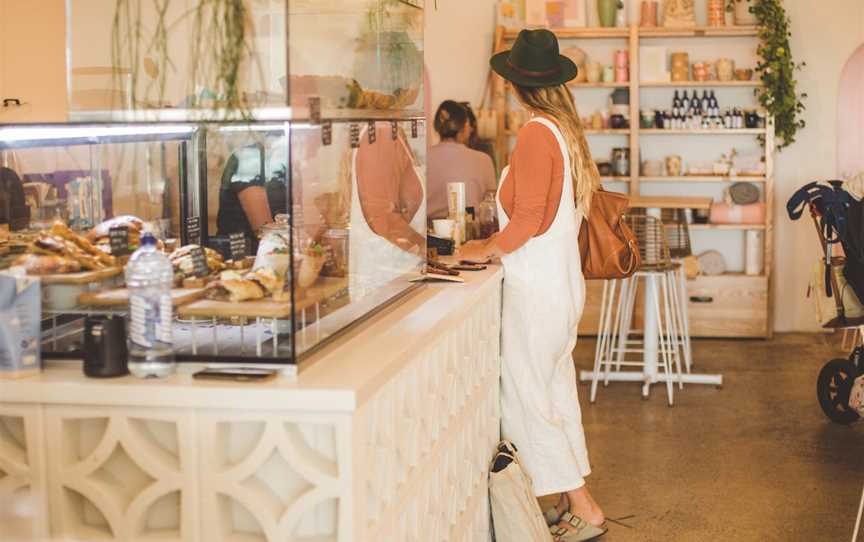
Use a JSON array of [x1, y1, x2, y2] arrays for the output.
[[188, 246, 209, 278], [186, 216, 201, 246], [108, 226, 130, 256], [229, 233, 247, 261]]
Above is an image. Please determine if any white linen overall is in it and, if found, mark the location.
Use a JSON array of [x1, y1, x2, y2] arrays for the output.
[[348, 129, 425, 297], [496, 116, 591, 496]]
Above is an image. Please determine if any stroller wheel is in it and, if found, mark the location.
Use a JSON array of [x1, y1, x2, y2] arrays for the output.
[[817, 359, 861, 424]]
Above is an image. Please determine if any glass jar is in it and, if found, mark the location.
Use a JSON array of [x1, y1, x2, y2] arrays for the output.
[[478, 192, 499, 240], [611, 148, 630, 177], [253, 214, 293, 279]]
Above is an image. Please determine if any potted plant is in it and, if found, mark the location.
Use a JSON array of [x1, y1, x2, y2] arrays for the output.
[[728, 0, 807, 150]]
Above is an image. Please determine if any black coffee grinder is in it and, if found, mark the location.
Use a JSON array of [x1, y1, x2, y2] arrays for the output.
[[83, 315, 129, 378]]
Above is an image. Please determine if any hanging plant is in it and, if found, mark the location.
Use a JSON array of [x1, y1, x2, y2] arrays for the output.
[[111, 0, 262, 117], [728, 0, 807, 150]]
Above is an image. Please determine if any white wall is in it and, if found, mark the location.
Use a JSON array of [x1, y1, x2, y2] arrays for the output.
[[426, 0, 864, 332]]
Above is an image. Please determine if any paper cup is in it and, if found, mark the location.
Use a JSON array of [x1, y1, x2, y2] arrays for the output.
[[433, 219, 455, 239]]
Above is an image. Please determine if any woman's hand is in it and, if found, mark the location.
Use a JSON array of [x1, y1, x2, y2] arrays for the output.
[[458, 237, 499, 263]]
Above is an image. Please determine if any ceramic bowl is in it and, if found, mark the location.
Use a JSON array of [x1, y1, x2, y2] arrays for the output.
[[735, 68, 754, 81]]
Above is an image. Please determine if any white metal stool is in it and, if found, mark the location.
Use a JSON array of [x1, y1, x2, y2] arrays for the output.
[[588, 215, 684, 406]]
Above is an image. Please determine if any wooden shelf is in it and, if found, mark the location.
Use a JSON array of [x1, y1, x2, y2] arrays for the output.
[[504, 27, 628, 40], [569, 81, 629, 88], [640, 80, 761, 88], [585, 129, 630, 135], [600, 176, 631, 182], [689, 223, 767, 230], [639, 26, 759, 38], [641, 128, 766, 135], [503, 26, 759, 40], [640, 176, 767, 183], [630, 196, 713, 210]]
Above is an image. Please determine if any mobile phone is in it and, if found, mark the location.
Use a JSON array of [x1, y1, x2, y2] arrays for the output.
[[452, 264, 487, 271], [193, 367, 279, 382]]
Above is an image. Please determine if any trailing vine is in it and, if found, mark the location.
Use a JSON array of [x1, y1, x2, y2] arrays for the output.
[[728, 0, 807, 150], [111, 0, 262, 118]]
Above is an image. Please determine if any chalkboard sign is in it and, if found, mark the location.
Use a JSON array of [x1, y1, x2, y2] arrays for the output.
[[108, 226, 130, 256], [188, 246, 209, 278], [186, 216, 201, 246], [229, 232, 247, 260]]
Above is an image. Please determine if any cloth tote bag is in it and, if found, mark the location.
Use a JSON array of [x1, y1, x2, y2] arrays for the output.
[[489, 440, 552, 542]]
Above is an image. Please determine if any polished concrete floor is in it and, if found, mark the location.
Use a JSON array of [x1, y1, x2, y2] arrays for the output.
[[539, 333, 864, 541]]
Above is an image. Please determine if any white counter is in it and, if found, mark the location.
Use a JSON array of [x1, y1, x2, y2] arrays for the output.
[[0, 266, 504, 542]]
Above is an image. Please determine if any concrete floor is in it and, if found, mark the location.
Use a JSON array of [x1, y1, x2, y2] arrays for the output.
[[539, 333, 864, 541]]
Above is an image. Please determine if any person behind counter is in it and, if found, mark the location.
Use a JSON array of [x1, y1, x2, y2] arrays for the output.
[[427, 100, 496, 220], [459, 29, 606, 542], [216, 140, 287, 250]]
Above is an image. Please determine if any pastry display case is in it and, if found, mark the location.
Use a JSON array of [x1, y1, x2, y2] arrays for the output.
[[0, 0, 426, 364]]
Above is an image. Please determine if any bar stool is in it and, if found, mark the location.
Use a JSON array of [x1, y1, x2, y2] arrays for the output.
[[590, 215, 685, 406], [661, 208, 694, 373]]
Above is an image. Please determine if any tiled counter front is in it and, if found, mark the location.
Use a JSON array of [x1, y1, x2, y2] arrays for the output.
[[0, 267, 503, 542]]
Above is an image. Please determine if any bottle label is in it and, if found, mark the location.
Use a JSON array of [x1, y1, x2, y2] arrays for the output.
[[129, 293, 173, 348]]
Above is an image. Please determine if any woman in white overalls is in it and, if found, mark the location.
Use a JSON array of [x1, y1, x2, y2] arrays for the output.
[[459, 29, 606, 541], [348, 122, 426, 297]]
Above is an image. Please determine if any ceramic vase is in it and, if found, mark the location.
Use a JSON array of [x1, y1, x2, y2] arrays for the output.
[[707, 0, 725, 27], [734, 0, 758, 26], [639, 1, 658, 26], [597, 0, 618, 27], [716, 58, 735, 81]]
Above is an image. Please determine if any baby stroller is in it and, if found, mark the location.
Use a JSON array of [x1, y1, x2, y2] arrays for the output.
[[788, 181, 864, 424]]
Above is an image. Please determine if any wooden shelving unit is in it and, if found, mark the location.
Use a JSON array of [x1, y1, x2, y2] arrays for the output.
[[639, 176, 767, 183], [641, 128, 766, 135], [641, 80, 761, 88], [493, 23, 774, 338]]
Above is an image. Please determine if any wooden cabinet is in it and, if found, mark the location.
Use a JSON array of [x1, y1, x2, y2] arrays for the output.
[[687, 274, 768, 338], [0, 0, 67, 123]]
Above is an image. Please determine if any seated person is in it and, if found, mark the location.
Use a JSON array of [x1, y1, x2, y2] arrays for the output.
[[426, 100, 496, 220]]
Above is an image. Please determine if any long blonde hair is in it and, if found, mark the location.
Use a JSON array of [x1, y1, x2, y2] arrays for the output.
[[513, 84, 600, 211]]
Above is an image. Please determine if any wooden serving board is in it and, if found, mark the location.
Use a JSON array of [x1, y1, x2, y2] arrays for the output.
[[177, 277, 349, 319], [38, 266, 122, 285], [79, 288, 207, 307]]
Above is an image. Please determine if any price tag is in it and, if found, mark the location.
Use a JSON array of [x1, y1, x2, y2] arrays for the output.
[[391, 121, 399, 140], [188, 246, 209, 278], [350, 123, 360, 148], [229, 232, 247, 260], [109, 226, 130, 256], [321, 120, 332, 146], [411, 119, 418, 138], [186, 216, 201, 246], [368, 121, 376, 144]]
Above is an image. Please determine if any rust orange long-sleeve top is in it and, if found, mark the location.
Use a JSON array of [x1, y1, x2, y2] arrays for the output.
[[495, 119, 565, 254], [355, 124, 425, 249]]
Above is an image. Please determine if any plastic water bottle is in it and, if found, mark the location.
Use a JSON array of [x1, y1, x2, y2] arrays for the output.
[[125, 232, 175, 377]]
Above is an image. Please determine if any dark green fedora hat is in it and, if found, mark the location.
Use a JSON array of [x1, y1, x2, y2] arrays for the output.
[[490, 28, 578, 88]]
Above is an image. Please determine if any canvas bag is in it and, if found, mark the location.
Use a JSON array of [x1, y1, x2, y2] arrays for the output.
[[489, 441, 552, 542], [809, 261, 864, 326]]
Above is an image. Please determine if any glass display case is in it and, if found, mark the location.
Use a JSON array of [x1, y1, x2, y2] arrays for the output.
[[0, 0, 426, 364]]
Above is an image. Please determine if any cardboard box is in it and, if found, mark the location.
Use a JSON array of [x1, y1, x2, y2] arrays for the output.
[[0, 269, 41, 379]]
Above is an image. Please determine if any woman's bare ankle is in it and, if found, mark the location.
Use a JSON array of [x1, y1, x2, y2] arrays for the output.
[[566, 487, 605, 527]]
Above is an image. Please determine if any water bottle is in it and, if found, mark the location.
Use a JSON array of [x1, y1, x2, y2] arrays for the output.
[[125, 232, 175, 377]]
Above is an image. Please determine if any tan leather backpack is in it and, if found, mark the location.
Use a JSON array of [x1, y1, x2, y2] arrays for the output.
[[578, 189, 640, 280]]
